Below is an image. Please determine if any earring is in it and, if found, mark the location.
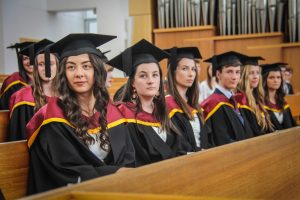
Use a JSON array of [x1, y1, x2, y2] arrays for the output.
[[131, 88, 138, 101]]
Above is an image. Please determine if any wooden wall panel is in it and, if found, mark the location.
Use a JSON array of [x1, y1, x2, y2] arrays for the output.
[[132, 15, 153, 44], [129, 0, 155, 44], [154, 26, 215, 81], [154, 26, 215, 49], [129, 0, 153, 15], [282, 44, 300, 93]]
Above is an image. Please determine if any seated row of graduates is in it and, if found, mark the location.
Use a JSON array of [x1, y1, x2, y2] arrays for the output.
[[1, 33, 297, 195]]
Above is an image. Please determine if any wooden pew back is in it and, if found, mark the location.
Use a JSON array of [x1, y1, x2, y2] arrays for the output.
[[285, 94, 300, 125], [0, 140, 28, 200], [21, 127, 300, 200], [0, 74, 9, 83], [0, 110, 9, 142], [35, 191, 244, 200]]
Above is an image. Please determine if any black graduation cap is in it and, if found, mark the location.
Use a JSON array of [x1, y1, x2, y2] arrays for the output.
[[260, 62, 287, 76], [97, 50, 111, 63], [6, 41, 35, 71], [204, 51, 247, 76], [19, 39, 53, 61], [241, 56, 265, 66], [164, 47, 202, 71], [19, 39, 54, 78], [50, 33, 116, 59], [106, 39, 170, 76]]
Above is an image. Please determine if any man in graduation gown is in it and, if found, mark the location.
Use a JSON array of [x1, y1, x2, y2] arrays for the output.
[[0, 42, 35, 110], [201, 51, 254, 146]]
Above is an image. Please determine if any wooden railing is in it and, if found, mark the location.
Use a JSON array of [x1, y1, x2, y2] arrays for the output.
[[16, 127, 300, 200], [285, 94, 300, 125], [0, 140, 28, 200], [0, 110, 9, 142]]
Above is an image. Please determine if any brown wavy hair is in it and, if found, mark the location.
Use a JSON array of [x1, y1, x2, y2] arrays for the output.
[[33, 53, 59, 113], [238, 65, 274, 132], [57, 53, 110, 151], [167, 58, 203, 122], [121, 62, 179, 134]]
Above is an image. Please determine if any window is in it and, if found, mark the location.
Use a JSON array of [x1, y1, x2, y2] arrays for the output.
[[84, 9, 97, 33]]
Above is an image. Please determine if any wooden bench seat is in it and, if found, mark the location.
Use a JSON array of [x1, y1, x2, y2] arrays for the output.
[[0, 140, 28, 200], [285, 94, 300, 125], [19, 127, 300, 200], [0, 110, 10, 142], [32, 191, 245, 200]]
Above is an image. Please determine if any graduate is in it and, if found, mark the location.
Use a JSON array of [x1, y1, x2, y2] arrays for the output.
[[236, 56, 274, 136], [26, 33, 135, 194], [164, 47, 211, 151], [0, 41, 35, 110], [200, 51, 254, 146], [107, 39, 188, 167], [8, 39, 58, 141], [97, 50, 114, 88], [261, 63, 297, 130]]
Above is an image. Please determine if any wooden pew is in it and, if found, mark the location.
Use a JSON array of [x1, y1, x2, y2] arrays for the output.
[[20, 127, 300, 200], [0, 110, 9, 142], [285, 94, 300, 125], [0, 140, 28, 200], [0, 74, 9, 83], [29, 191, 243, 200]]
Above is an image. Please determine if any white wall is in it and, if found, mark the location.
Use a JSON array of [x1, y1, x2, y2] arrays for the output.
[[0, 0, 130, 77], [47, 0, 130, 77], [0, 0, 4, 70]]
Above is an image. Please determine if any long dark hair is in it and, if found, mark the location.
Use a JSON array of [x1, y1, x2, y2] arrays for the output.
[[121, 62, 177, 134], [167, 58, 203, 122], [32, 53, 59, 113], [262, 69, 285, 109], [18, 54, 31, 83], [57, 53, 110, 151]]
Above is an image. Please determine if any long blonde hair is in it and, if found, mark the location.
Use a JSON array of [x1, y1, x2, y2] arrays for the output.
[[33, 53, 59, 112], [238, 65, 273, 132]]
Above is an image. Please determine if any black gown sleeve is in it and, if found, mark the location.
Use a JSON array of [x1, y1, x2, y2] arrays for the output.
[[8, 105, 34, 141], [0, 84, 24, 110], [28, 122, 120, 195]]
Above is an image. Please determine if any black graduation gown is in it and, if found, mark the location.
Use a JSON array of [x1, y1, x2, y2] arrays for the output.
[[26, 97, 135, 194], [264, 102, 297, 130], [235, 92, 270, 136], [200, 89, 254, 146], [117, 102, 187, 167], [165, 95, 212, 151], [0, 72, 29, 110], [8, 86, 34, 141]]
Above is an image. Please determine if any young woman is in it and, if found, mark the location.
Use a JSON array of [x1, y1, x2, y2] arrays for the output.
[[261, 63, 297, 130], [236, 56, 274, 136], [108, 39, 188, 167], [0, 42, 35, 110], [26, 33, 135, 194], [165, 47, 211, 152], [199, 64, 217, 102], [8, 39, 58, 141]]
